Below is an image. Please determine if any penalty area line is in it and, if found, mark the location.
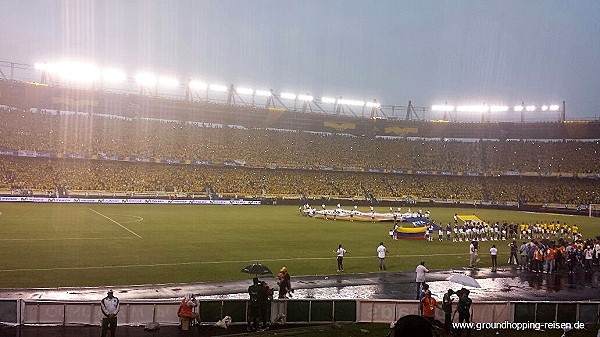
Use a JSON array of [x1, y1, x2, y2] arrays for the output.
[[89, 208, 142, 238]]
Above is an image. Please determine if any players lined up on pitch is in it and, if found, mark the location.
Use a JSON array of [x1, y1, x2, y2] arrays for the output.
[[423, 219, 582, 243]]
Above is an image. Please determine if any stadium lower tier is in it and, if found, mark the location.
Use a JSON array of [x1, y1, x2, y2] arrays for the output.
[[0, 156, 598, 204]]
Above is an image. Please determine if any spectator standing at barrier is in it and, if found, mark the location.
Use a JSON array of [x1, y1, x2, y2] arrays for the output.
[[177, 294, 199, 330], [442, 289, 455, 334], [277, 267, 292, 298], [377, 242, 388, 271], [247, 278, 263, 331], [415, 261, 429, 299], [421, 290, 443, 328], [335, 244, 347, 272], [519, 242, 528, 270], [455, 288, 472, 337], [100, 289, 119, 337], [490, 245, 498, 272]]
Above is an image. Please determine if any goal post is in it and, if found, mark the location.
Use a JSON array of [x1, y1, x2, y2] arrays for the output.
[[590, 204, 600, 217]]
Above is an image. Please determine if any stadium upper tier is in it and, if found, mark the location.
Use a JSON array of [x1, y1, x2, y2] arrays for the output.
[[1, 79, 599, 140], [0, 105, 598, 175]]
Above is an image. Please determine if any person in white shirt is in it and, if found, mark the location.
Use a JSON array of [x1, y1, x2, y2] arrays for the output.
[[469, 241, 479, 268], [335, 244, 347, 272], [490, 245, 498, 272], [377, 242, 388, 270], [100, 289, 120, 337], [415, 261, 429, 299]]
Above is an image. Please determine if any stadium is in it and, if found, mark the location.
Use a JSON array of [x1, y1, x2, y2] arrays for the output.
[[0, 62, 600, 336], [1, 2, 600, 336]]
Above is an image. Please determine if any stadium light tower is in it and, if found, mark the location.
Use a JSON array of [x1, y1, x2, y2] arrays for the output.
[[135, 72, 157, 95]]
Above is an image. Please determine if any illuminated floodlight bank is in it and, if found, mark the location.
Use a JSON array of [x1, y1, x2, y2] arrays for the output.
[[490, 105, 509, 112], [298, 94, 313, 102], [514, 105, 524, 112], [366, 102, 381, 108], [457, 105, 488, 113], [525, 105, 536, 111], [337, 99, 364, 107], [135, 72, 157, 86], [281, 92, 297, 100], [431, 105, 455, 112], [209, 84, 228, 92], [37, 61, 100, 82], [189, 80, 207, 90], [321, 97, 337, 104], [102, 68, 126, 82], [158, 77, 179, 87], [255, 90, 271, 97], [236, 87, 254, 95], [549, 105, 560, 111]]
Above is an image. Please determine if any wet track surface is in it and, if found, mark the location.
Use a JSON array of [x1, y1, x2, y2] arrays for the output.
[[1, 266, 599, 302]]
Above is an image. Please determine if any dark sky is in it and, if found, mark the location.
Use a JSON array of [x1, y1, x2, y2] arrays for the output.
[[1, 0, 599, 119]]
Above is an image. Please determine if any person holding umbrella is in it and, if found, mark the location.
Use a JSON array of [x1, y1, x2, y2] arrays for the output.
[[455, 288, 472, 337]]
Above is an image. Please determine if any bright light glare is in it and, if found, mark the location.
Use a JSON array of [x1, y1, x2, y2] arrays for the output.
[[50, 62, 99, 82], [189, 80, 207, 90], [298, 94, 313, 102], [102, 68, 126, 82], [457, 105, 488, 112], [321, 97, 337, 104], [135, 72, 157, 86], [255, 90, 272, 97], [542, 105, 548, 111], [236, 87, 254, 95], [490, 105, 509, 112], [158, 77, 179, 87], [281, 92, 297, 100], [338, 99, 364, 106], [526, 105, 536, 111], [549, 105, 560, 111], [209, 84, 228, 92], [514, 105, 524, 112], [431, 105, 455, 112], [366, 102, 381, 108]]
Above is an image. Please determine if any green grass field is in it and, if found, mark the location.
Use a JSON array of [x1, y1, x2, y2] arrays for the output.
[[0, 203, 599, 288]]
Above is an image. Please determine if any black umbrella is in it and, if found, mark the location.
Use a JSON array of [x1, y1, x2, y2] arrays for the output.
[[241, 263, 272, 276]]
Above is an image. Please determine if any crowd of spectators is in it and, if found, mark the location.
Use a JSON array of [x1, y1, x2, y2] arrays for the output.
[[0, 107, 598, 204]]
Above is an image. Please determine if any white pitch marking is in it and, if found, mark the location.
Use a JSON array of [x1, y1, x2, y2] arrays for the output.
[[0, 237, 134, 241], [89, 208, 142, 238], [0, 252, 474, 273]]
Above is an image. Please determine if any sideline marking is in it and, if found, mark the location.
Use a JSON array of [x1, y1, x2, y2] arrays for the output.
[[0, 237, 134, 241], [89, 208, 142, 238], [0, 253, 476, 273]]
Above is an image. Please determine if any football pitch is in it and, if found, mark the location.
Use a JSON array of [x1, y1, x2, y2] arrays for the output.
[[0, 203, 599, 288]]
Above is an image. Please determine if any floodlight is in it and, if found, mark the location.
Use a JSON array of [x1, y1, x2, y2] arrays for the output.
[[514, 105, 524, 112], [457, 105, 488, 112], [431, 105, 454, 112], [321, 97, 337, 104], [158, 77, 179, 87], [366, 102, 381, 108], [525, 105, 536, 111], [490, 105, 509, 112], [57, 62, 99, 82], [189, 80, 207, 90], [338, 99, 364, 106], [255, 90, 272, 97], [541, 105, 548, 111], [236, 87, 254, 95], [298, 94, 313, 102], [281, 92, 297, 100], [102, 68, 126, 82], [209, 84, 228, 92], [549, 105, 560, 111], [135, 72, 157, 86]]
